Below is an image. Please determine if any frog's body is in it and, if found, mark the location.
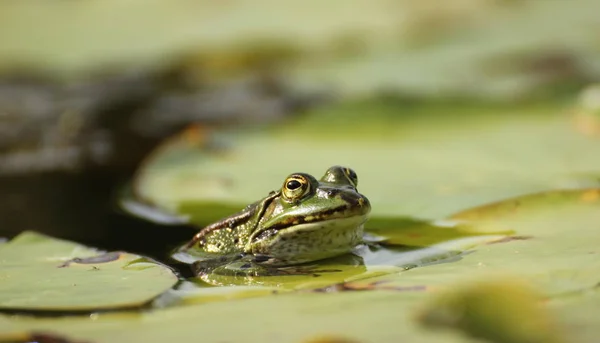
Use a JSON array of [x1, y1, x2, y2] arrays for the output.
[[179, 166, 371, 276]]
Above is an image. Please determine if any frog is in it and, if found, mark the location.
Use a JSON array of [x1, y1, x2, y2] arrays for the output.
[[174, 165, 371, 278]]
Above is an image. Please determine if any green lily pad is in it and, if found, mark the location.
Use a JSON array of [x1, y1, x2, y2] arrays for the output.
[[187, 237, 499, 289], [0, 232, 178, 311], [364, 217, 513, 247], [2, 189, 600, 342], [341, 188, 600, 297], [417, 276, 566, 343], [0, 291, 452, 343], [1, 0, 598, 100], [129, 100, 600, 223], [0, 285, 596, 343]]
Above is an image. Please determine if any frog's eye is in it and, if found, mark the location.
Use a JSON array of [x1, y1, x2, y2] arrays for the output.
[[282, 174, 312, 201], [343, 167, 358, 187]]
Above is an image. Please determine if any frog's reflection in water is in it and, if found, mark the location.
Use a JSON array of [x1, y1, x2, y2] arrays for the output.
[[189, 240, 464, 288]]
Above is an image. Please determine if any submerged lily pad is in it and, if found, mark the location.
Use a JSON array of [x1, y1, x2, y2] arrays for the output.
[[0, 232, 178, 311]]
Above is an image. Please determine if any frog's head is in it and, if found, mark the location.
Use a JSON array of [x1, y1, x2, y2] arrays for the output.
[[247, 166, 371, 264]]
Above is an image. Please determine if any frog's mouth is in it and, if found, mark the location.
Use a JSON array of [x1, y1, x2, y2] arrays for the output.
[[252, 209, 370, 242], [273, 202, 369, 229]]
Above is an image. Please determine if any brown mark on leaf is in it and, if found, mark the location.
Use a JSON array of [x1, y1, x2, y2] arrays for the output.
[[6, 331, 94, 343], [486, 236, 533, 245], [310, 280, 430, 293], [58, 251, 123, 268], [182, 123, 209, 146]]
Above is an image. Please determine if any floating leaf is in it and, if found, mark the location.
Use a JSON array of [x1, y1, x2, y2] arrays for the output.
[[0, 291, 467, 343], [0, 331, 92, 343], [364, 217, 513, 247], [129, 100, 600, 224], [2, 284, 597, 343], [0, 0, 598, 99], [0, 232, 178, 311], [172, 235, 491, 289], [342, 188, 600, 297], [417, 276, 565, 343]]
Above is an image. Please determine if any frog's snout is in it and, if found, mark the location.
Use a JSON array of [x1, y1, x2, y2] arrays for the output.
[[337, 190, 371, 215], [356, 194, 371, 215]]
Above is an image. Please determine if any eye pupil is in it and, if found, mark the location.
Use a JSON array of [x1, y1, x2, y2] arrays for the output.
[[286, 180, 302, 190]]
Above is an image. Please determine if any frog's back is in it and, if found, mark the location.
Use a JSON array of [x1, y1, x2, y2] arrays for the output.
[[185, 195, 274, 255]]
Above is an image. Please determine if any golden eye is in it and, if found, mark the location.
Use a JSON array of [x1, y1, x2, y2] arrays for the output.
[[282, 174, 311, 201]]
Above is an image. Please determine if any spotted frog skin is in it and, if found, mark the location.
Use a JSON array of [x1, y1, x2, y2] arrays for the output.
[[177, 166, 371, 276]]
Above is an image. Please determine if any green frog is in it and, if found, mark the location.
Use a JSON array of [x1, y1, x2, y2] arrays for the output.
[[176, 165, 371, 277]]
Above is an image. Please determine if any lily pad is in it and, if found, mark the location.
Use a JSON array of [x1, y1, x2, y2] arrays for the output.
[[0, 291, 457, 343], [2, 188, 600, 342], [188, 236, 501, 289], [129, 99, 600, 223], [364, 217, 513, 247], [342, 188, 600, 297], [417, 276, 567, 343], [0, 232, 178, 311], [1, 1, 598, 100]]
